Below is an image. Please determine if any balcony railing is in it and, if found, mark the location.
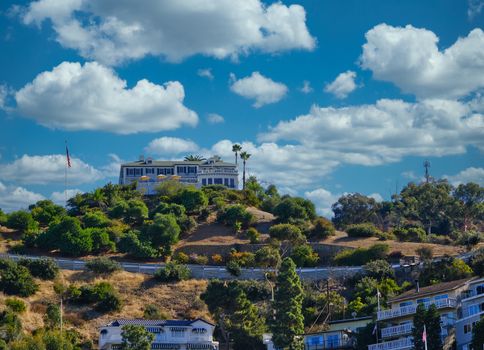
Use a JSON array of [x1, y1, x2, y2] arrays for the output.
[[368, 337, 413, 350], [381, 323, 413, 339], [305, 339, 354, 349], [198, 169, 238, 175], [377, 298, 456, 321]]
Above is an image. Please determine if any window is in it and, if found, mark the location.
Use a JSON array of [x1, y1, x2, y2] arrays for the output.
[[434, 294, 448, 300], [177, 166, 187, 174], [464, 324, 472, 334], [477, 285, 484, 295], [214, 178, 223, 184], [208, 178, 213, 185], [326, 334, 340, 348], [467, 304, 480, 316], [400, 301, 413, 307], [170, 328, 186, 338], [202, 179, 207, 186], [146, 168, 154, 175], [230, 179, 235, 188], [188, 166, 197, 174], [224, 178, 229, 186], [417, 298, 430, 304]]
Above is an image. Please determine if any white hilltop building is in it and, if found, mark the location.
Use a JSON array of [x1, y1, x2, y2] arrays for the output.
[[118, 155, 239, 195], [99, 318, 219, 350]]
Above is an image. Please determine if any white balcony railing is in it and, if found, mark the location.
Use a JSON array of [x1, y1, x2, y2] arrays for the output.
[[368, 337, 413, 350], [377, 298, 457, 321], [198, 169, 238, 175], [381, 323, 413, 339]]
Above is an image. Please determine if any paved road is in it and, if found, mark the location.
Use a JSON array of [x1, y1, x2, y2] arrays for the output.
[[0, 253, 363, 281]]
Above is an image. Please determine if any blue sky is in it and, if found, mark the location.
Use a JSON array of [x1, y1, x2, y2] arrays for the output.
[[0, 0, 483, 215]]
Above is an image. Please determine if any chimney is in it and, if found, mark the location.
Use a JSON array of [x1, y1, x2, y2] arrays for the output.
[[139, 155, 145, 162], [415, 280, 420, 293]]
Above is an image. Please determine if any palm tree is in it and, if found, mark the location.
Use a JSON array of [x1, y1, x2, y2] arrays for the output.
[[240, 151, 251, 190], [184, 155, 206, 161], [232, 144, 242, 165]]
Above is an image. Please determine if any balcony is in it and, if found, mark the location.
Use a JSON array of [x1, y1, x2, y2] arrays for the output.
[[198, 169, 237, 175], [305, 339, 354, 349], [368, 337, 413, 350], [377, 298, 456, 321], [381, 323, 413, 339]]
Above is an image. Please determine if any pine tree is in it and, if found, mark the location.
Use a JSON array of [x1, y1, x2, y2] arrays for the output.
[[412, 303, 427, 350], [426, 305, 442, 350], [271, 257, 305, 350], [230, 291, 266, 350]]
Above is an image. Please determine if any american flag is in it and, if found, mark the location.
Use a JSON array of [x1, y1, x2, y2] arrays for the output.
[[66, 145, 71, 168]]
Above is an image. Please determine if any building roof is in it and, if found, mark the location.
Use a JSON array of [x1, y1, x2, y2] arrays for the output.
[[121, 159, 236, 167], [390, 277, 476, 303], [328, 316, 373, 325], [103, 318, 215, 328]]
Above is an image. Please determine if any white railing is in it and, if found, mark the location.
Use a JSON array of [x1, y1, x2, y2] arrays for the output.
[[198, 169, 237, 175], [368, 337, 413, 350], [377, 299, 457, 321], [381, 323, 413, 339]]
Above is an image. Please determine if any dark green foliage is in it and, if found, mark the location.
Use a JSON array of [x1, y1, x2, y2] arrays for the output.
[[254, 246, 281, 268], [364, 259, 395, 279], [0, 310, 22, 342], [87, 227, 116, 253], [44, 303, 61, 329], [355, 322, 377, 350], [470, 247, 484, 276], [125, 200, 149, 225], [346, 223, 381, 237], [68, 282, 122, 313], [121, 325, 155, 350], [6, 211, 38, 231], [0, 260, 38, 297], [418, 256, 473, 286], [332, 194, 378, 230], [354, 276, 401, 314], [273, 197, 316, 223], [85, 257, 121, 274], [217, 204, 254, 227], [109, 200, 129, 219], [333, 244, 389, 266], [471, 317, 484, 350], [144, 213, 180, 256], [412, 304, 442, 350], [118, 231, 158, 259], [416, 247, 433, 261], [174, 187, 208, 213], [246, 227, 260, 243], [155, 180, 185, 198], [303, 289, 347, 326], [5, 298, 26, 313], [39, 216, 92, 256], [454, 182, 484, 232], [18, 258, 59, 280], [154, 262, 190, 282], [82, 210, 111, 228], [290, 244, 319, 267], [310, 217, 335, 239], [226, 260, 242, 276], [269, 223, 305, 243], [29, 200, 66, 226], [271, 258, 304, 350], [393, 227, 427, 242], [453, 230, 482, 247], [0, 209, 7, 226]]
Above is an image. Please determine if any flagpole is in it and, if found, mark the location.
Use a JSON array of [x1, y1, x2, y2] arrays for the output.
[[65, 140, 68, 208], [376, 288, 380, 343], [423, 324, 428, 350]]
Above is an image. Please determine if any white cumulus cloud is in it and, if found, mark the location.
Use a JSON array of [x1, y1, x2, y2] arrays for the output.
[[15, 61, 198, 134], [444, 167, 484, 186], [324, 71, 357, 99], [230, 72, 288, 108], [300, 80, 313, 94], [197, 68, 214, 80], [304, 188, 339, 218], [0, 181, 45, 212], [50, 188, 83, 206], [20, 0, 315, 65], [361, 24, 484, 99], [145, 137, 200, 156], [0, 154, 103, 185], [207, 113, 225, 124]]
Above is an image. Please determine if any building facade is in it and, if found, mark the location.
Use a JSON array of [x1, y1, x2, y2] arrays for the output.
[[119, 156, 238, 194], [99, 318, 219, 350], [455, 277, 484, 350], [263, 317, 372, 350], [370, 278, 478, 350]]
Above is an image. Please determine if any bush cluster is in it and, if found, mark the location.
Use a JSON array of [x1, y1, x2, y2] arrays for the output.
[[154, 262, 191, 282], [0, 259, 38, 297], [392, 227, 426, 242], [217, 205, 254, 227], [17, 258, 59, 280], [333, 244, 389, 266], [85, 257, 121, 274], [68, 282, 122, 312], [346, 223, 381, 238]]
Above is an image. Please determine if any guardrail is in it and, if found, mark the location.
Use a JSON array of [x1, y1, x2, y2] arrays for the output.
[[0, 253, 363, 281]]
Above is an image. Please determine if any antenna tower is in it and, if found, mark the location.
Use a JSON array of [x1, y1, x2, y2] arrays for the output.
[[423, 160, 431, 183]]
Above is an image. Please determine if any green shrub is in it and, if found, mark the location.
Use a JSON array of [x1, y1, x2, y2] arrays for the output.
[[44, 303, 61, 329], [18, 258, 59, 280], [29, 200, 66, 226], [416, 247, 433, 261], [333, 243, 389, 266], [6, 211, 38, 232], [96, 291, 122, 312], [143, 304, 168, 320], [453, 230, 482, 247], [311, 217, 335, 239], [154, 262, 191, 282], [5, 298, 27, 313], [254, 246, 281, 268], [470, 247, 484, 276], [269, 223, 305, 243], [144, 213, 181, 255], [364, 259, 394, 279], [346, 223, 381, 237], [172, 252, 190, 264], [217, 205, 254, 227], [87, 228, 116, 253], [226, 260, 241, 276], [86, 257, 121, 274], [426, 234, 453, 245], [82, 211, 111, 228], [0, 310, 22, 342], [68, 282, 122, 312], [174, 187, 208, 213], [290, 244, 319, 267], [0, 209, 7, 226], [246, 227, 260, 244], [393, 227, 426, 242], [273, 197, 316, 223], [0, 260, 38, 297], [228, 250, 256, 267], [118, 231, 158, 259]]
